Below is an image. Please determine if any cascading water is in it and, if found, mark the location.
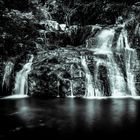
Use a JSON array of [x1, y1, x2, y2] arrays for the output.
[[13, 55, 34, 96], [125, 49, 137, 96], [2, 61, 14, 92], [93, 29, 116, 96], [82, 25, 139, 98], [93, 29, 115, 53], [107, 54, 126, 96], [117, 29, 139, 96], [81, 56, 95, 98], [94, 28, 126, 96]]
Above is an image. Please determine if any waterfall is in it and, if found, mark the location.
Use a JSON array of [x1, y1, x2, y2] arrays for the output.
[[94, 28, 127, 96], [13, 55, 34, 96], [2, 61, 14, 92], [82, 26, 139, 98], [117, 29, 139, 96]]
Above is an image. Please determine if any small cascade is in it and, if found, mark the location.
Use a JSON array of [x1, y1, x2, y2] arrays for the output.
[[57, 80, 60, 97], [94, 61, 105, 96], [94, 29, 115, 54], [68, 64, 74, 97], [134, 23, 140, 36], [2, 61, 14, 92], [81, 56, 95, 98], [70, 80, 74, 97], [13, 55, 34, 96]]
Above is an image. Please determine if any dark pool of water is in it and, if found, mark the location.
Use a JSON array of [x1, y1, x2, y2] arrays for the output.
[[0, 97, 140, 139]]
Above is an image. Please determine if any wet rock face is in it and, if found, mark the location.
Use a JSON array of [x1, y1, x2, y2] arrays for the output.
[[98, 65, 111, 96], [29, 48, 86, 97]]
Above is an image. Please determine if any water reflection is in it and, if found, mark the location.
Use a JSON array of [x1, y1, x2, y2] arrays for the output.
[[1, 98, 139, 136], [16, 99, 34, 123], [126, 100, 137, 123], [66, 99, 138, 131], [16, 98, 138, 127], [15, 99, 45, 127], [110, 99, 137, 125]]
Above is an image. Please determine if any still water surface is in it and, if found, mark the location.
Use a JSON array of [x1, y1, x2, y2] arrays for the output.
[[0, 97, 140, 139]]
